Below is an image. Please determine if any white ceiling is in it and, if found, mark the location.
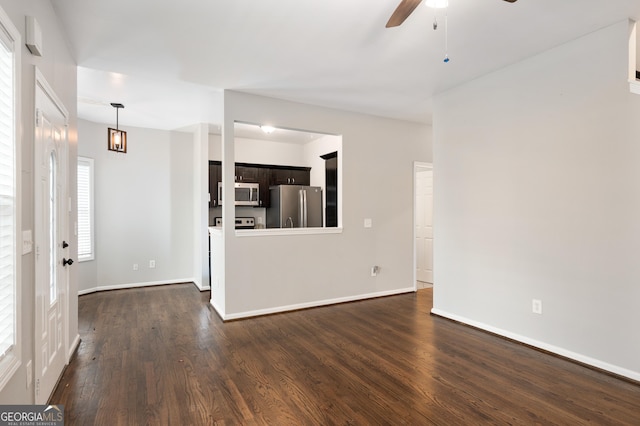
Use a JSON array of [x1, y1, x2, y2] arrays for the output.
[[51, 0, 640, 131]]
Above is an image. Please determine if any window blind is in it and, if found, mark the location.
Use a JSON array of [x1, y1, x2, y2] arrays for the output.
[[77, 157, 94, 261], [0, 29, 15, 360]]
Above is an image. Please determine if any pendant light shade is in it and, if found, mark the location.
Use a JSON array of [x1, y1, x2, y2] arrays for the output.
[[108, 103, 127, 153]]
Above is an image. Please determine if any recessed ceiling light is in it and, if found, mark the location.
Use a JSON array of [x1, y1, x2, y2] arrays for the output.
[[260, 125, 275, 134]]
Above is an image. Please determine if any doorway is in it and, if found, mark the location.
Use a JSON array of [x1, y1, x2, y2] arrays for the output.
[[414, 162, 433, 289], [34, 71, 70, 403]]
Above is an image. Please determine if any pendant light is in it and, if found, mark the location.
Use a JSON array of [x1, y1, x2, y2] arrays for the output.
[[108, 103, 127, 153]]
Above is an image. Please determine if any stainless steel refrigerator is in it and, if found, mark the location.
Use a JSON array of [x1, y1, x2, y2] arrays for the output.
[[267, 185, 323, 228]]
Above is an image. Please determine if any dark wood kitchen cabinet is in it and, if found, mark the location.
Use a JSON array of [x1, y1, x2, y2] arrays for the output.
[[269, 166, 311, 186], [208, 161, 221, 207], [256, 167, 271, 208], [209, 162, 311, 209], [234, 165, 260, 183]]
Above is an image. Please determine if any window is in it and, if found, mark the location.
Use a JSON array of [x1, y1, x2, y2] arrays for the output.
[[77, 157, 94, 261], [0, 5, 21, 391]]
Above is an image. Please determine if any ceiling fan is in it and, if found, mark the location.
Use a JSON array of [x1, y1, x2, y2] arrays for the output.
[[386, 0, 518, 28]]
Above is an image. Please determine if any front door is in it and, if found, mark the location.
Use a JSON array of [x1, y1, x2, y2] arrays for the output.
[[34, 76, 69, 404]]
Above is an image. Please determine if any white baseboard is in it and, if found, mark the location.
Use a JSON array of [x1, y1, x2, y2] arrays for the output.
[[78, 278, 195, 295], [210, 299, 225, 320], [192, 280, 210, 291], [431, 308, 640, 383], [67, 334, 80, 363], [217, 287, 415, 321]]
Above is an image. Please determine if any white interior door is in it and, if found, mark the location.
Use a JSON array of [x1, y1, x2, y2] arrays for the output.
[[34, 78, 69, 404], [415, 167, 433, 285]]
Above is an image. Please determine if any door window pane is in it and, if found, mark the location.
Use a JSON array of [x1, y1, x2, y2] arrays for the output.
[[49, 152, 57, 304]]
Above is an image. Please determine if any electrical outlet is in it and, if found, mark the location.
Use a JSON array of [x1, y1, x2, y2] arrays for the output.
[[133, 263, 138, 271], [149, 260, 156, 268], [532, 299, 542, 315]]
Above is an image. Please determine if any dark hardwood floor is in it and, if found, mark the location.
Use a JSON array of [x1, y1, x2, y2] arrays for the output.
[[51, 284, 640, 425]]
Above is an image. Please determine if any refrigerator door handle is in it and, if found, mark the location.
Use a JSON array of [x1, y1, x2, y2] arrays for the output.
[[298, 189, 308, 227], [303, 190, 308, 227], [298, 189, 304, 227]]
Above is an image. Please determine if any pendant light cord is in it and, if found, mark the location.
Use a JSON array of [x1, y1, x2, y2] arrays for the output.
[[444, 5, 450, 63]]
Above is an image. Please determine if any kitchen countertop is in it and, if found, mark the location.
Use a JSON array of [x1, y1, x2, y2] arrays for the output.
[[209, 226, 343, 237]]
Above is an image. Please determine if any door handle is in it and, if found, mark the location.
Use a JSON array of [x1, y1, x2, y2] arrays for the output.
[[62, 241, 69, 248], [63, 258, 74, 267]]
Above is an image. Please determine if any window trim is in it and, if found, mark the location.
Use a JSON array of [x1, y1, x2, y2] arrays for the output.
[[0, 5, 22, 392], [77, 156, 95, 262]]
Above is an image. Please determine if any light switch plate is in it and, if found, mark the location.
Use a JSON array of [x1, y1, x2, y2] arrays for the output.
[[364, 218, 372, 228], [22, 230, 33, 254]]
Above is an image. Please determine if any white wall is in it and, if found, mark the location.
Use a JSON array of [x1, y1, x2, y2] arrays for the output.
[[209, 133, 306, 165], [0, 0, 78, 404], [213, 91, 431, 318], [236, 136, 306, 166], [432, 20, 640, 380], [77, 119, 195, 293], [192, 124, 209, 290]]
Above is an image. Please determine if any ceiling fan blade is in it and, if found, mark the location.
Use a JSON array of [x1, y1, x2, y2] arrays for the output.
[[386, 0, 423, 28]]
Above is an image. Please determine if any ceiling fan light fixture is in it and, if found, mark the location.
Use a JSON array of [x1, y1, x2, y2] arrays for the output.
[[425, 0, 449, 9], [386, 0, 516, 29]]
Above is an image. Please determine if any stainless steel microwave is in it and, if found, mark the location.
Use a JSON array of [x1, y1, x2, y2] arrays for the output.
[[218, 182, 260, 206]]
